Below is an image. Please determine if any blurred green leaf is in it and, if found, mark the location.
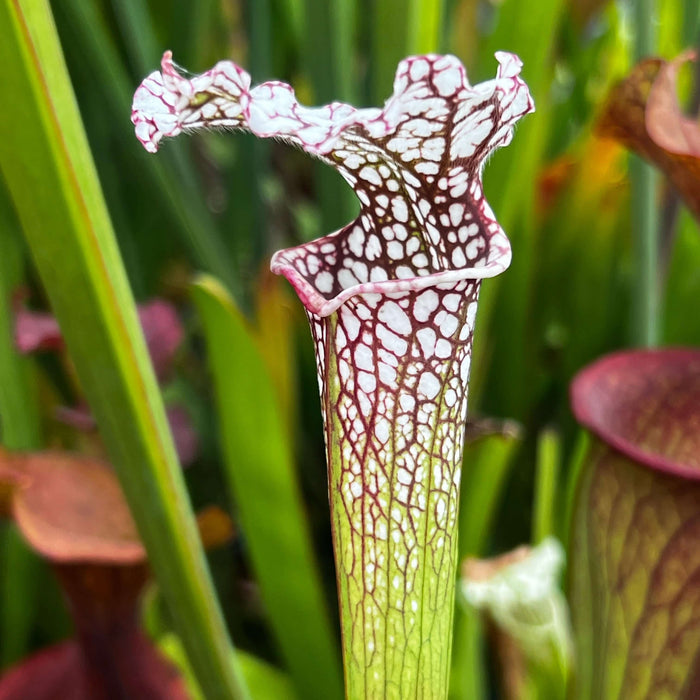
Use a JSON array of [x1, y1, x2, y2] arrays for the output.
[[0, 167, 42, 670], [0, 2, 248, 697], [459, 425, 522, 557], [562, 430, 590, 545], [192, 274, 343, 700], [450, 604, 486, 700], [472, 0, 566, 418], [0, 527, 41, 669], [533, 429, 561, 543], [55, 0, 241, 296], [302, 0, 357, 235], [450, 425, 521, 700], [370, 0, 409, 101], [0, 164, 42, 668], [160, 633, 297, 700], [407, 0, 446, 54], [664, 210, 700, 345], [0, 183, 40, 452]]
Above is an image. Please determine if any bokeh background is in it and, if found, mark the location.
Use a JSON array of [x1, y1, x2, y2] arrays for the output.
[[1, 0, 699, 697]]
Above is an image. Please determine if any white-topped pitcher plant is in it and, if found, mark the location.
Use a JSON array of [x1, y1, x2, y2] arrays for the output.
[[132, 51, 533, 698]]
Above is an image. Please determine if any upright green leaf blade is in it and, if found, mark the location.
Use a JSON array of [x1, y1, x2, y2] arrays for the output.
[[0, 184, 40, 453], [450, 427, 521, 700], [533, 429, 561, 543], [407, 0, 445, 54], [0, 182, 42, 669], [471, 0, 565, 418], [459, 427, 522, 558], [302, 0, 358, 235], [370, 0, 409, 102], [192, 275, 343, 700], [55, 0, 241, 296], [0, 2, 248, 697]]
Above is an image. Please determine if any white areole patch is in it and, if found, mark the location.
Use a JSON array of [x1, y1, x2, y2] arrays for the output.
[[378, 301, 412, 336], [418, 371, 441, 400], [315, 271, 334, 294], [391, 197, 409, 223], [416, 327, 437, 359]]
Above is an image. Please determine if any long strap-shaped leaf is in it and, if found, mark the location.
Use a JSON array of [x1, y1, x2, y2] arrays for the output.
[[0, 2, 248, 698], [192, 275, 344, 699], [0, 185, 42, 668]]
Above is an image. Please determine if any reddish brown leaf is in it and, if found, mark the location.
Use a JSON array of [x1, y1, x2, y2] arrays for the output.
[[0, 562, 190, 700], [0, 449, 228, 559], [569, 349, 700, 699], [0, 562, 189, 700], [0, 634, 188, 699], [571, 348, 700, 478], [0, 642, 86, 700], [0, 447, 225, 699], [646, 51, 700, 156], [598, 57, 700, 222], [0, 450, 144, 564], [52, 563, 188, 700]]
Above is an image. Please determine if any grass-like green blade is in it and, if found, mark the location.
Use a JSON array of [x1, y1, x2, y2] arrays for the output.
[[630, 0, 659, 346], [450, 427, 521, 699], [407, 0, 445, 54], [664, 211, 700, 345], [471, 0, 565, 417], [241, 0, 272, 267], [191, 275, 343, 700], [450, 605, 486, 700], [459, 428, 522, 557], [0, 2, 248, 697], [302, 0, 357, 234], [278, 0, 304, 48], [0, 185, 40, 452], [0, 527, 41, 669], [683, 0, 700, 45], [477, 0, 565, 226], [562, 430, 590, 545], [0, 183, 42, 668], [370, 0, 409, 102], [533, 429, 561, 543], [55, 0, 240, 296]]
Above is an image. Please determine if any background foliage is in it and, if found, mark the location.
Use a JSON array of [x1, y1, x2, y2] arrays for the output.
[[1, 0, 699, 697]]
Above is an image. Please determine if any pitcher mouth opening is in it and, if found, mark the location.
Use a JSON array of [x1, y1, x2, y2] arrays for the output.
[[570, 348, 700, 481], [271, 239, 511, 318]]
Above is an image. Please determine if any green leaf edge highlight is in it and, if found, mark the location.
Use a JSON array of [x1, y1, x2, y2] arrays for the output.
[[191, 274, 344, 700], [0, 2, 248, 698]]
